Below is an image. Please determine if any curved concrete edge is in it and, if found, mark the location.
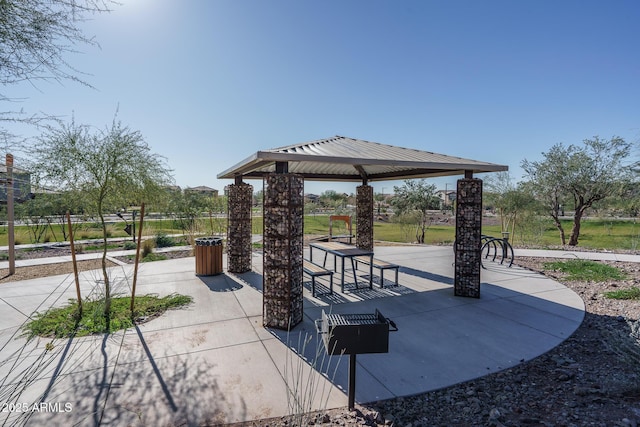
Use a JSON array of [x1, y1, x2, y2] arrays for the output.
[[281, 245, 585, 406], [0, 246, 585, 425]]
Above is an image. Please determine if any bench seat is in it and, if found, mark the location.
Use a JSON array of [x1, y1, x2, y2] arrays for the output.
[[303, 259, 334, 297], [354, 256, 399, 288]]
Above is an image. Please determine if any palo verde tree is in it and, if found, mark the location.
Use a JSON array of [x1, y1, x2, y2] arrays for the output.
[[31, 116, 173, 323], [391, 179, 440, 244], [1, 0, 116, 142], [484, 171, 538, 241], [522, 136, 637, 246]]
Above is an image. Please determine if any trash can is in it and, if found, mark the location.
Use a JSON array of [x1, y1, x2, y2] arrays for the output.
[[195, 237, 223, 276]]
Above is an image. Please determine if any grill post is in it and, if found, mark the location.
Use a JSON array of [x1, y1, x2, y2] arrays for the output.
[[316, 309, 398, 410], [348, 354, 357, 410]]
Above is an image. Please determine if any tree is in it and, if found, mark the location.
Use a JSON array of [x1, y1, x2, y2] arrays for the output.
[[15, 196, 51, 244], [374, 193, 387, 216], [168, 190, 210, 243], [522, 136, 636, 246], [31, 116, 173, 323], [484, 172, 539, 241], [319, 190, 348, 212], [0, 0, 113, 87], [0, 0, 115, 142], [391, 179, 439, 244]]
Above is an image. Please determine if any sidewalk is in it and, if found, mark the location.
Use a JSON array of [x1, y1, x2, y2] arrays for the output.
[[0, 245, 192, 269], [0, 245, 587, 425], [514, 248, 640, 262]]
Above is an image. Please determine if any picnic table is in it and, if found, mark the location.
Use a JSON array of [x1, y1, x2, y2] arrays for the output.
[[309, 241, 374, 292]]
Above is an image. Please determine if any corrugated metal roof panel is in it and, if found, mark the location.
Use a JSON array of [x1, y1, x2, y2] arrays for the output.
[[218, 135, 508, 181]]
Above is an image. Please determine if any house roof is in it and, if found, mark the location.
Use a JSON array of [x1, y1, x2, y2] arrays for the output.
[[185, 185, 217, 192], [218, 135, 508, 182]]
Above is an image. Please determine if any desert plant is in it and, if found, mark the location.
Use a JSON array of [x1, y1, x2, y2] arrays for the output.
[[154, 232, 175, 248], [22, 293, 193, 338], [142, 239, 155, 258], [605, 287, 640, 300], [123, 241, 137, 250], [543, 259, 627, 281], [142, 253, 168, 262]]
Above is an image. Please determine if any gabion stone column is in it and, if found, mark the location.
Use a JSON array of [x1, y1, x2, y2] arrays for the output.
[[454, 178, 483, 298], [263, 173, 304, 329], [356, 184, 374, 251], [227, 182, 253, 273]]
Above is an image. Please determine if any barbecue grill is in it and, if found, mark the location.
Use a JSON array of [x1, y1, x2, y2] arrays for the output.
[[316, 309, 396, 355], [315, 309, 398, 409]]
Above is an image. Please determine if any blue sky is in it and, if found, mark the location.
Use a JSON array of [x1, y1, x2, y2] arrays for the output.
[[4, 0, 640, 195]]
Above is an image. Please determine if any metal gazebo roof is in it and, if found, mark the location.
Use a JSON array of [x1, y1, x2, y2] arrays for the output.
[[217, 135, 508, 182]]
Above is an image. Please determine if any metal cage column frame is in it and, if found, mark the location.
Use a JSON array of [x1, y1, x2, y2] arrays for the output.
[[454, 175, 483, 298], [356, 184, 374, 251], [227, 177, 253, 273], [262, 169, 304, 329]]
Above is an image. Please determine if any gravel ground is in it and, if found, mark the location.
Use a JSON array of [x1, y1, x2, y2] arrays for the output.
[[2, 246, 640, 426]]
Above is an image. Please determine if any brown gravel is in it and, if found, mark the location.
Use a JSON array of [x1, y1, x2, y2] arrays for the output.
[[3, 246, 640, 426], [0, 258, 117, 283]]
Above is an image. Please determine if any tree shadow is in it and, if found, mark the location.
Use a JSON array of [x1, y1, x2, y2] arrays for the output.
[[0, 327, 246, 426]]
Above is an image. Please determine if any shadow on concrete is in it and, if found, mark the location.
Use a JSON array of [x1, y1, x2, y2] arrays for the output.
[[272, 277, 586, 408], [399, 266, 454, 285], [234, 271, 263, 293], [198, 274, 243, 293]]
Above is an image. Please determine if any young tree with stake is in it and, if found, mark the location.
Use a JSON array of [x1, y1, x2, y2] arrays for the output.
[[31, 116, 172, 325]]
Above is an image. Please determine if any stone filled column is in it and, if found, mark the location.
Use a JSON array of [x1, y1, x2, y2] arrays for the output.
[[454, 178, 483, 298], [356, 184, 374, 251], [262, 173, 304, 329], [227, 182, 253, 273]]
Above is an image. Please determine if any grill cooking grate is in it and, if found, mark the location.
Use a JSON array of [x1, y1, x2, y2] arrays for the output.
[[325, 313, 381, 326]]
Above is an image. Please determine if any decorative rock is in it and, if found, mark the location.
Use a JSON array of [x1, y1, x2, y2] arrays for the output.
[[356, 185, 374, 251], [262, 173, 304, 329], [227, 182, 253, 273], [454, 178, 483, 298]]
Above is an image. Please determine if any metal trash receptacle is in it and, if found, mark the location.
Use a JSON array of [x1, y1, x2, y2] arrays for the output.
[[195, 237, 223, 276]]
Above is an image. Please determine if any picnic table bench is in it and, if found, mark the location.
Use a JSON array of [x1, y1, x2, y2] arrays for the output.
[[354, 256, 399, 288], [303, 259, 334, 297]]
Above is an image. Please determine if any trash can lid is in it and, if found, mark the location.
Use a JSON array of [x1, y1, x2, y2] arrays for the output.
[[195, 237, 223, 246]]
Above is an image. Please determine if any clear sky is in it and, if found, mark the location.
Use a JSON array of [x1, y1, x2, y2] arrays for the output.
[[4, 0, 640, 195]]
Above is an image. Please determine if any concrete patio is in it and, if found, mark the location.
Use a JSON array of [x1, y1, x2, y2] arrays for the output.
[[0, 245, 584, 426]]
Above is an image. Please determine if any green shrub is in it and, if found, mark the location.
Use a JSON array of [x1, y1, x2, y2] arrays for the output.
[[543, 259, 627, 281], [142, 253, 168, 262], [154, 232, 175, 248], [123, 241, 137, 250], [22, 294, 193, 338]]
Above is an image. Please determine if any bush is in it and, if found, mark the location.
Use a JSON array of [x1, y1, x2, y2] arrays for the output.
[[154, 232, 175, 248], [123, 241, 137, 250], [543, 259, 627, 281], [142, 239, 155, 258], [142, 253, 168, 262], [22, 294, 193, 338]]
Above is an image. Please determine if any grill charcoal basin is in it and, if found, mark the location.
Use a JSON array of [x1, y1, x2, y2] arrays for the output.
[[316, 309, 395, 355]]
